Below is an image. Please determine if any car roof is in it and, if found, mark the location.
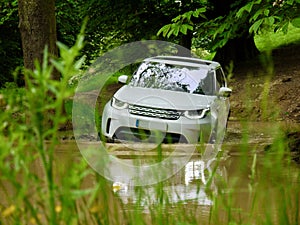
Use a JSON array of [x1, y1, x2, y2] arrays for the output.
[[143, 56, 220, 69]]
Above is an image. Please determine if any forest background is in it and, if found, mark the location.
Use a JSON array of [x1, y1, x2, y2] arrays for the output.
[[1, 0, 300, 123], [0, 1, 300, 224]]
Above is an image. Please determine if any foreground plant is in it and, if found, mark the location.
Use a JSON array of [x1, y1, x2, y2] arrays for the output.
[[0, 21, 113, 225]]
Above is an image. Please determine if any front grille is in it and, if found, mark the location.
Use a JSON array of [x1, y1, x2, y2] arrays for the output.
[[129, 104, 182, 120], [114, 127, 188, 143]]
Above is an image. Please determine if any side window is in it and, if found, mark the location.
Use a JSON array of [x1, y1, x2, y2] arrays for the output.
[[216, 68, 226, 91], [203, 71, 214, 95]]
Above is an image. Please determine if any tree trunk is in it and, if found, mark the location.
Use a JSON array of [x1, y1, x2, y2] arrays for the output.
[[18, 0, 59, 80], [177, 31, 193, 57]]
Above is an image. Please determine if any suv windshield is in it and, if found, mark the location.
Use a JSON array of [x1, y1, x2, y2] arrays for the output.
[[129, 62, 214, 95]]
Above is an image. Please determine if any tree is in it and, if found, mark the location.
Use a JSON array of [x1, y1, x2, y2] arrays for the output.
[[158, 0, 300, 65], [56, 0, 82, 49], [18, 0, 59, 80], [77, 0, 205, 59], [1, 0, 208, 84], [205, 0, 259, 64]]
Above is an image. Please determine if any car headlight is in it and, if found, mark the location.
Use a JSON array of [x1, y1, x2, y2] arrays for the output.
[[111, 97, 128, 110], [184, 108, 210, 119]]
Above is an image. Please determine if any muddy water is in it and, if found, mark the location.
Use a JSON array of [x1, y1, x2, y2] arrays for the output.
[[52, 121, 299, 224], [2, 121, 300, 224]]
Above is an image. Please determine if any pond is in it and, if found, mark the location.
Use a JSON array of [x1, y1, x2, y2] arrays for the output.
[[52, 121, 300, 224], [1, 121, 298, 224]]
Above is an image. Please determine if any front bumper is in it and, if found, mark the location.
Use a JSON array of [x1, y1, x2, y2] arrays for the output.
[[101, 103, 213, 144]]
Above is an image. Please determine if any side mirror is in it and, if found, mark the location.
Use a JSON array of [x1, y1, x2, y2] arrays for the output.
[[218, 87, 232, 97], [118, 75, 128, 84]]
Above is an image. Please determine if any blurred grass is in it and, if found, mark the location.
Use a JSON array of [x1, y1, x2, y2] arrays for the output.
[[254, 25, 300, 52]]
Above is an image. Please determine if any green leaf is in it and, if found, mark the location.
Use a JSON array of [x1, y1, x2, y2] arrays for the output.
[[264, 9, 270, 17], [157, 24, 171, 37], [196, 7, 206, 13], [167, 24, 180, 38], [172, 15, 182, 23], [281, 22, 289, 33], [156, 27, 164, 36], [51, 59, 64, 74], [249, 19, 263, 33], [186, 11, 193, 21], [291, 17, 300, 28], [252, 9, 263, 21], [166, 30, 172, 38], [266, 16, 275, 26], [193, 10, 199, 18], [56, 42, 70, 60], [70, 188, 95, 199], [74, 56, 86, 70], [245, 2, 254, 12], [56, 41, 69, 52], [194, 8, 207, 19], [180, 25, 188, 35], [236, 2, 253, 18], [186, 24, 193, 31]]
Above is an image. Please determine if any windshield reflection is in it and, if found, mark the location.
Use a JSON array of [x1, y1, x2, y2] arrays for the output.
[[129, 62, 214, 95]]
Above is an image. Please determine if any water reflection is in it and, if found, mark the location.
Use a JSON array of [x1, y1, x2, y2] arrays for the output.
[[1, 119, 296, 225], [98, 137, 299, 224], [110, 155, 226, 207]]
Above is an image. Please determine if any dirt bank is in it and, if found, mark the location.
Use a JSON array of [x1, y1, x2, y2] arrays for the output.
[[229, 44, 300, 123]]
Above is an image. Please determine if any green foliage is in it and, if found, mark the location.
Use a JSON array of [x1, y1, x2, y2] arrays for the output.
[[255, 25, 300, 51], [291, 17, 300, 28], [0, 22, 91, 225], [158, 0, 300, 53], [236, 0, 300, 34], [157, 8, 206, 38], [78, 0, 198, 59], [1, 0, 300, 88], [56, 0, 82, 48], [0, 0, 22, 86], [0, 0, 209, 87], [0, 0, 18, 25]]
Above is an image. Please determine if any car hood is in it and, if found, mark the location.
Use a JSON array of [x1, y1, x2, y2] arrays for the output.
[[114, 86, 215, 110]]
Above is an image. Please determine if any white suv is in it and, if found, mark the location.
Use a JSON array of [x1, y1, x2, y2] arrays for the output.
[[101, 56, 231, 144]]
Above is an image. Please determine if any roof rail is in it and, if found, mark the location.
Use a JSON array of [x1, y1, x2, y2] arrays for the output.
[[144, 55, 220, 68]]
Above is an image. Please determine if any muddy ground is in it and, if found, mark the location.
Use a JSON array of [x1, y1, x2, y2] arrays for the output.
[[229, 44, 300, 123]]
